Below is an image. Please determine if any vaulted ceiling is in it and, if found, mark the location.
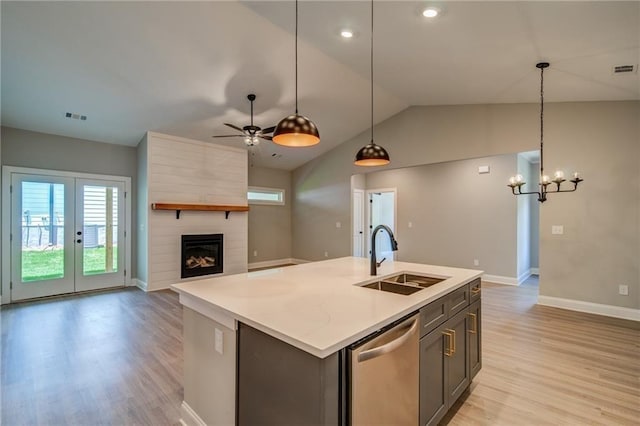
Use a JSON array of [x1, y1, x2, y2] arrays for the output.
[[2, 1, 638, 170]]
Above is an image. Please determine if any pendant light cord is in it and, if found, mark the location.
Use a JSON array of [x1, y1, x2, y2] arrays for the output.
[[295, 0, 299, 114], [539, 65, 544, 179], [370, 0, 374, 144]]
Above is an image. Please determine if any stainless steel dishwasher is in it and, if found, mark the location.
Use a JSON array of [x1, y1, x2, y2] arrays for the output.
[[349, 313, 420, 425]]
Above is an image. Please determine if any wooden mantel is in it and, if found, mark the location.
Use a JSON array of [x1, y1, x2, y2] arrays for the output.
[[151, 203, 249, 219]]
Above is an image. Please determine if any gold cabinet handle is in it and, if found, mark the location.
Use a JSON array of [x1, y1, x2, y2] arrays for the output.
[[468, 312, 477, 334], [443, 328, 456, 356], [471, 287, 481, 295], [450, 329, 456, 354], [442, 330, 453, 357]]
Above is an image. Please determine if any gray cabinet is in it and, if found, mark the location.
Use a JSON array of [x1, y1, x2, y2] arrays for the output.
[[468, 300, 482, 379], [419, 309, 470, 426], [419, 281, 481, 426]]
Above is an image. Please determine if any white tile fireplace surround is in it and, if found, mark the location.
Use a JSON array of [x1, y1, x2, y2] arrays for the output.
[[137, 132, 248, 291]]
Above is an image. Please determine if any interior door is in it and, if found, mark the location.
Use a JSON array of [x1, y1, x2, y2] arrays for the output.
[[367, 190, 396, 259], [352, 189, 365, 257], [75, 179, 125, 292], [10, 173, 75, 300]]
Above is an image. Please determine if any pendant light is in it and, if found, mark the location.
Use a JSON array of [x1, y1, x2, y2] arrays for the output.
[[354, 0, 390, 167], [272, 0, 320, 147], [507, 62, 583, 202]]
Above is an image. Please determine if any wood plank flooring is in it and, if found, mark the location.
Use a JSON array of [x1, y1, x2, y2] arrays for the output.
[[1, 288, 183, 425], [443, 277, 640, 426], [1, 278, 638, 425]]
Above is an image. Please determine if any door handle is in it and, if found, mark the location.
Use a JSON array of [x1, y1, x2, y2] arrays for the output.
[[357, 318, 418, 363]]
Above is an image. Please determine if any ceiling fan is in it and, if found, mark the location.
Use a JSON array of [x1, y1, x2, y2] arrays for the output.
[[212, 94, 276, 147]]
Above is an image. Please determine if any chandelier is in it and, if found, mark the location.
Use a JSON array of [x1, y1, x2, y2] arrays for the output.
[[508, 62, 583, 202]]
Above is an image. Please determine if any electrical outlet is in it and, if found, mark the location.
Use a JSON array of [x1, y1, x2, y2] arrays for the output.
[[408, 221, 413, 228], [551, 225, 564, 235], [473, 259, 479, 266], [253, 250, 258, 257], [214, 328, 223, 354], [336, 222, 341, 228], [619, 285, 629, 296], [324, 251, 329, 257]]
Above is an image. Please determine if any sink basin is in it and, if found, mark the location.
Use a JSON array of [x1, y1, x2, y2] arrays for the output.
[[385, 273, 447, 288], [359, 273, 448, 295]]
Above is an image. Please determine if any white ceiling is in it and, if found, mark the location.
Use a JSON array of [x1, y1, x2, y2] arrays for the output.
[[2, 1, 639, 170]]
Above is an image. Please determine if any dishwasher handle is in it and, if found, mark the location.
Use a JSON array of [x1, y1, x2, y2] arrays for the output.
[[357, 317, 418, 363]]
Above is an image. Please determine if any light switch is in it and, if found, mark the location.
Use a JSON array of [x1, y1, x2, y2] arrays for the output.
[[214, 328, 223, 354], [408, 222, 413, 228], [478, 165, 490, 174], [551, 225, 564, 235], [336, 222, 341, 228]]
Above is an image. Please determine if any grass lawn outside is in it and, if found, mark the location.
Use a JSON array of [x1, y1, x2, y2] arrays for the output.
[[22, 247, 118, 282]]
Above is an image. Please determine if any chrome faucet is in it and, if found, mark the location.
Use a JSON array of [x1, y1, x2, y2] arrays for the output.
[[370, 224, 398, 276]]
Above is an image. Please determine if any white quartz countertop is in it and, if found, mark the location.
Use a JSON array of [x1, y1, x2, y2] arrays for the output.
[[171, 257, 483, 358]]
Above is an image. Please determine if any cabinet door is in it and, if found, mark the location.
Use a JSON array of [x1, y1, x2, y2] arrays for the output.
[[468, 300, 482, 379], [446, 309, 470, 404], [419, 324, 448, 426]]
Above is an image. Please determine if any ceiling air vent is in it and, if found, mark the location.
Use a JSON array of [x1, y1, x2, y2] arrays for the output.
[[65, 112, 87, 121], [612, 64, 637, 74]]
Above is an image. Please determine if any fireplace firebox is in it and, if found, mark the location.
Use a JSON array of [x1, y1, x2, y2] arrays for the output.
[[181, 234, 223, 279]]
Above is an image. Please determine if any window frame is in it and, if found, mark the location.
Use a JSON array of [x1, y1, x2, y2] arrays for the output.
[[248, 186, 285, 206]]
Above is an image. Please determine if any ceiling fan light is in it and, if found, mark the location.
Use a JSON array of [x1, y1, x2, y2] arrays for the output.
[[272, 113, 320, 147], [354, 143, 390, 166]]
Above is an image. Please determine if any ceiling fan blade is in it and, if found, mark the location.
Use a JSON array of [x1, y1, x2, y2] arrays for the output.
[[212, 135, 243, 138], [259, 135, 273, 141], [224, 123, 245, 132], [260, 126, 276, 135]]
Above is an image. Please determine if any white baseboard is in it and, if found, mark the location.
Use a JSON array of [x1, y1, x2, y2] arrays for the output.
[[179, 401, 207, 426], [537, 295, 640, 321], [133, 279, 148, 292], [482, 274, 519, 286], [517, 270, 532, 285], [248, 257, 312, 269], [248, 258, 295, 270], [530, 267, 539, 275]]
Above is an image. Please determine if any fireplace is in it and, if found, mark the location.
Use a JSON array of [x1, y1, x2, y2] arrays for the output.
[[181, 234, 223, 279]]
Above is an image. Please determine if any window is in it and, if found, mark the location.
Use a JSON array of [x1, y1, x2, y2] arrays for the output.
[[248, 186, 285, 205]]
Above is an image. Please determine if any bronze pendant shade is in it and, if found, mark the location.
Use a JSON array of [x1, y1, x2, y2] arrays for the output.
[[272, 0, 320, 147], [272, 113, 320, 147], [354, 0, 390, 166], [354, 143, 390, 166]]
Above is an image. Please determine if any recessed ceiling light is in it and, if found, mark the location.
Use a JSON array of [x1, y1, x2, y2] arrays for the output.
[[340, 29, 354, 39], [422, 7, 439, 18]]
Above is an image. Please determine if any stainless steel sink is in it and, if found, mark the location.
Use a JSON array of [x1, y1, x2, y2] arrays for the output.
[[359, 273, 448, 295]]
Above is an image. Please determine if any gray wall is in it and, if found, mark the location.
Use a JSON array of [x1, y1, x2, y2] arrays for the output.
[[248, 166, 292, 263], [1, 126, 138, 278], [529, 161, 540, 269], [292, 101, 639, 310], [365, 154, 518, 278], [136, 134, 148, 283], [516, 154, 533, 280]]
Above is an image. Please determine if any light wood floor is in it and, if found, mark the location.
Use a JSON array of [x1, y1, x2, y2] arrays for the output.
[[1, 278, 638, 425], [443, 277, 640, 426]]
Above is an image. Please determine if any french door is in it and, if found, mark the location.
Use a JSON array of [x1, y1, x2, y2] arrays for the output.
[[9, 173, 126, 301]]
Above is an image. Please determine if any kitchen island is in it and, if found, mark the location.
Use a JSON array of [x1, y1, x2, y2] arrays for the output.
[[172, 257, 482, 425]]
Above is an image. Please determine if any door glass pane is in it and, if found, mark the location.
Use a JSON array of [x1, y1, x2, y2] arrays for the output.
[[83, 185, 119, 275], [21, 182, 65, 282]]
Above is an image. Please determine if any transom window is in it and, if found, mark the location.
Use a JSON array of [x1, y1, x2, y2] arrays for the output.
[[248, 186, 285, 205]]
